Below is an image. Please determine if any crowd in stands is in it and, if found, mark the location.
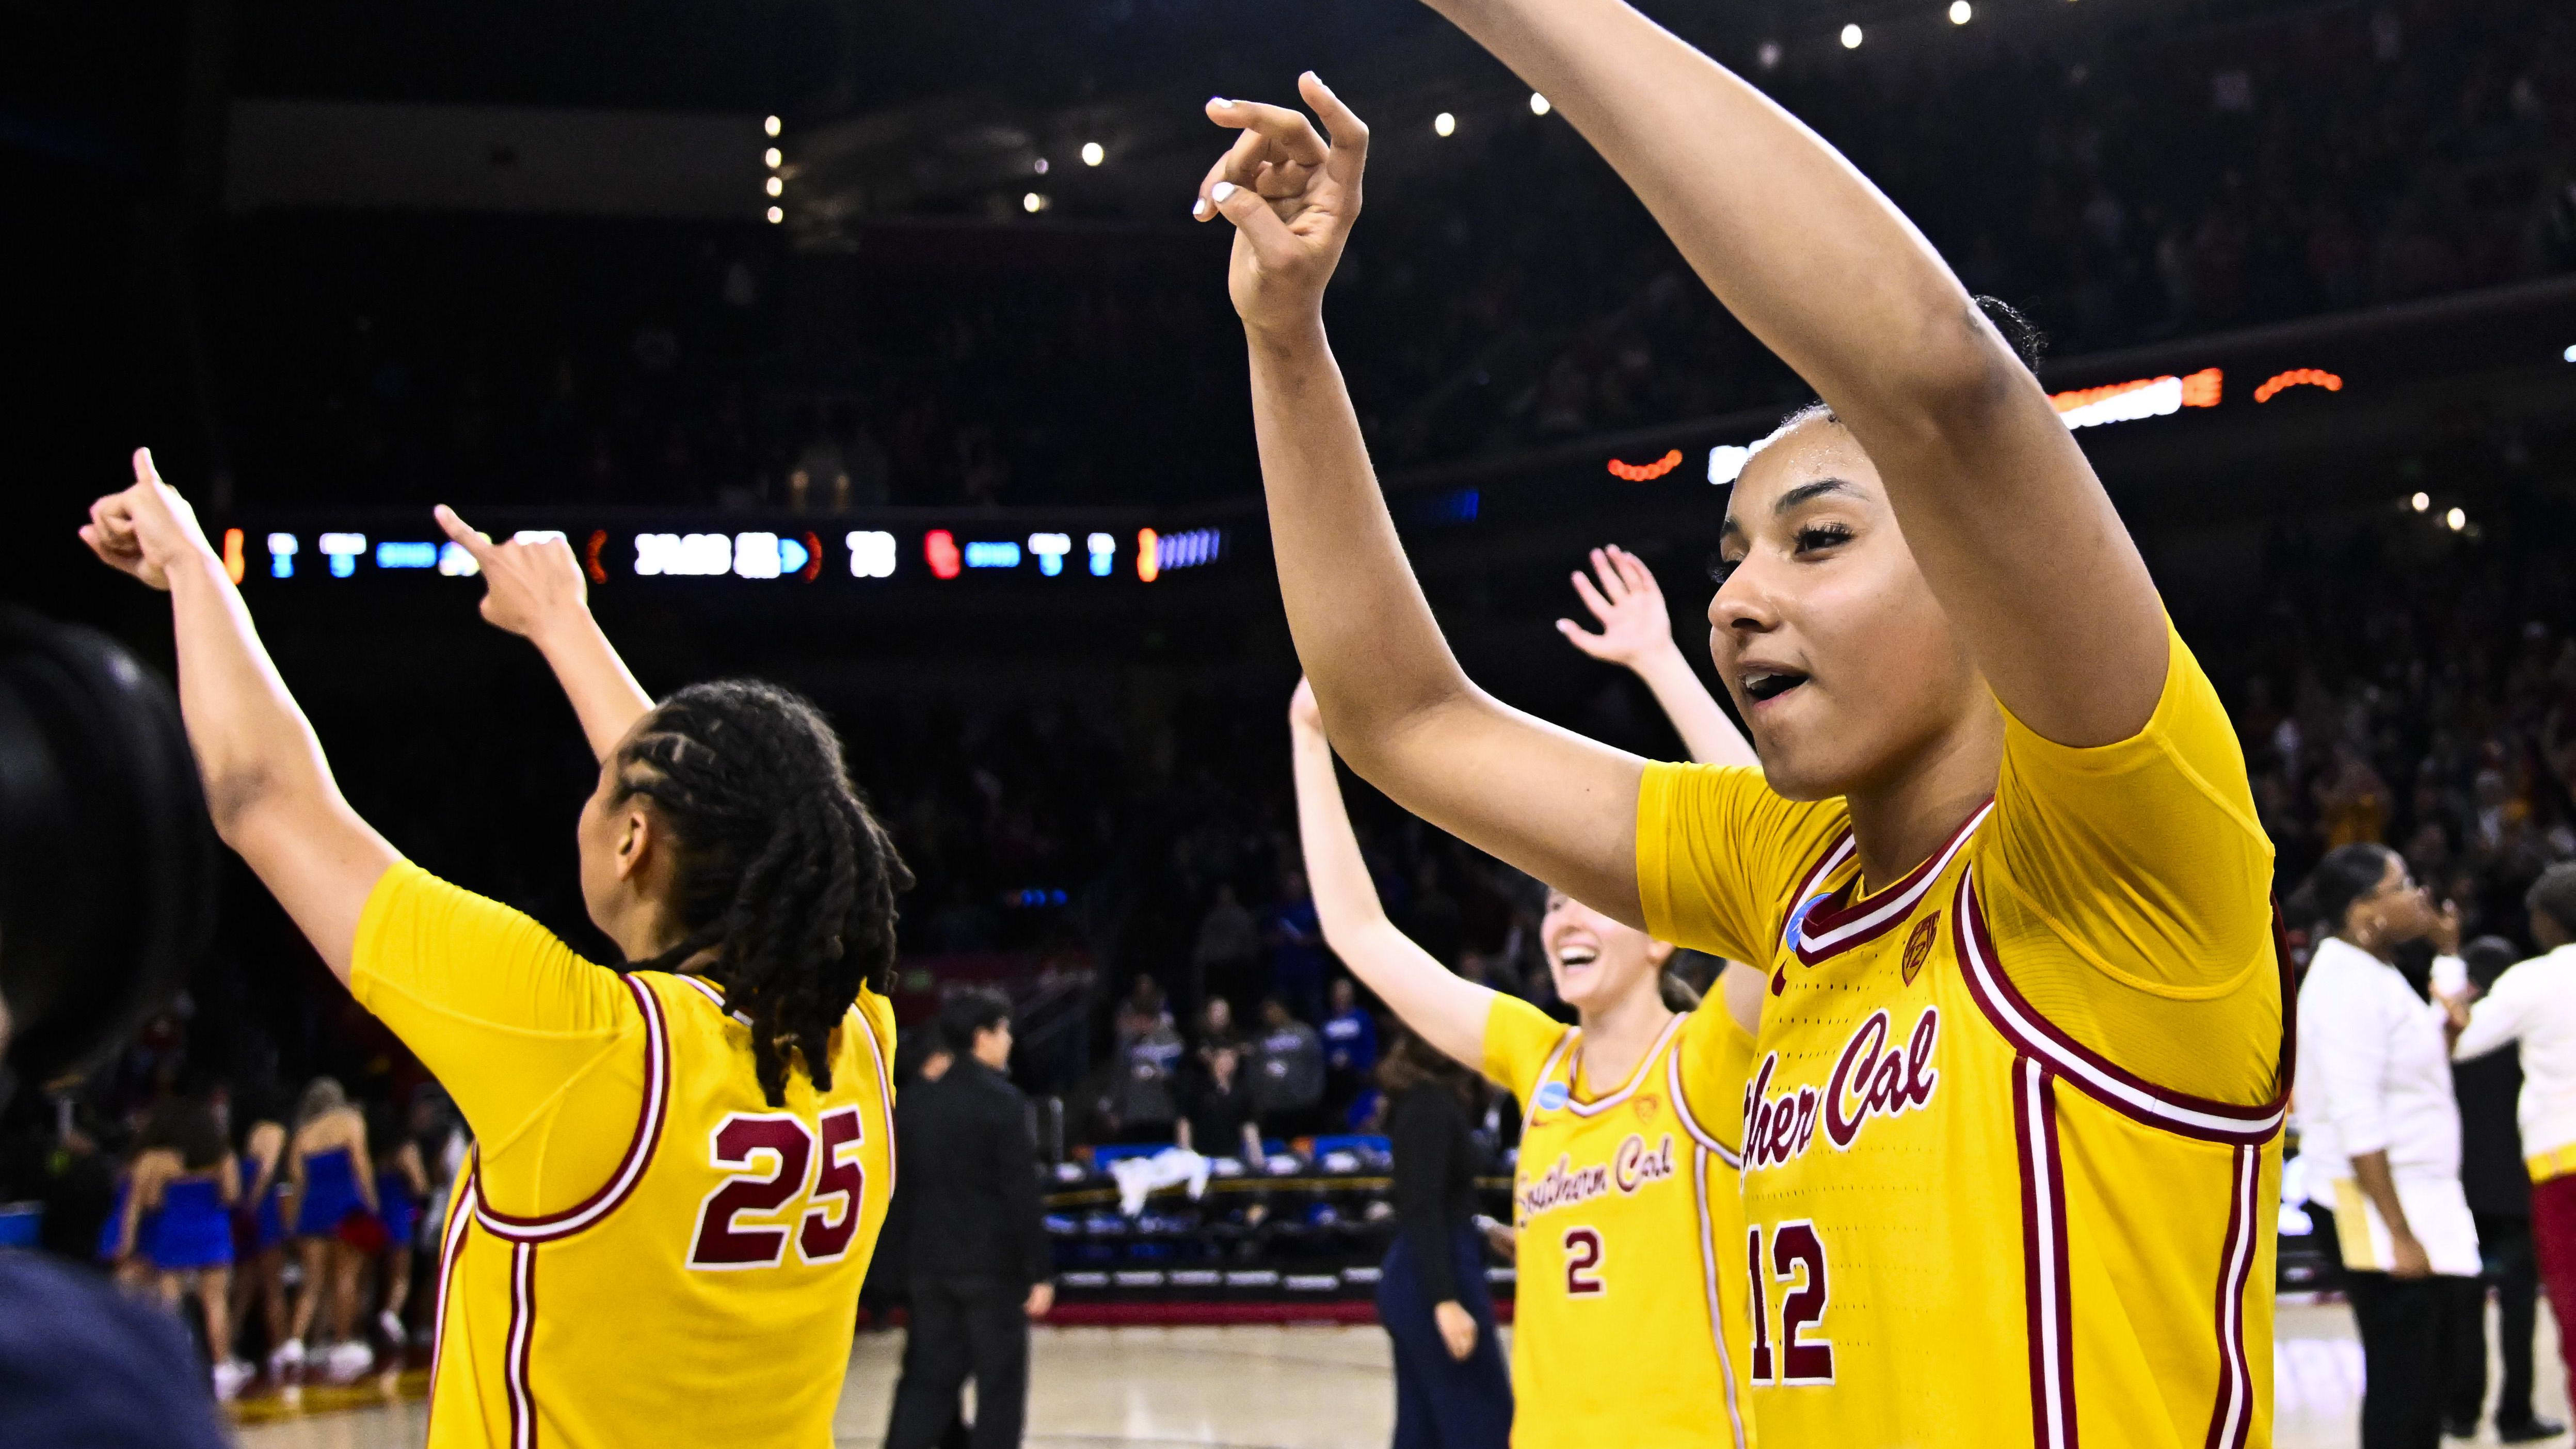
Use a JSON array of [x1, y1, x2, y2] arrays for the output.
[[206, 0, 2574, 511]]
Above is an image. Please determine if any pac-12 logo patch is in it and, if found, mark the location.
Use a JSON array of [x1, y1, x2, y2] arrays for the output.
[[1631, 1092, 1660, 1123], [1901, 914, 1940, 985], [1535, 1081, 1572, 1112]]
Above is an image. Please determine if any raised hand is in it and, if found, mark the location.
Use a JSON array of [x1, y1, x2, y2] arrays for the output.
[[80, 448, 217, 591], [434, 505, 588, 643], [1555, 545, 1677, 668], [1192, 73, 1370, 333]]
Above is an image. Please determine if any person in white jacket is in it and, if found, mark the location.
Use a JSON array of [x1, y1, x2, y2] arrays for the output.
[[2293, 840, 2475, 1449], [2450, 863, 2576, 1430]]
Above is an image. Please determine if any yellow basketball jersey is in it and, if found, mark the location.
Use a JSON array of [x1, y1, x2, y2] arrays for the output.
[[423, 972, 898, 1448], [1636, 625, 2285, 1449], [1486, 997, 1757, 1449]]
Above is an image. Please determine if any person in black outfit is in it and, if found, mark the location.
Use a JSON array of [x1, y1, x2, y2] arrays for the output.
[[1376, 1030, 1512, 1449], [2444, 936, 2566, 1443], [883, 989, 1056, 1449]]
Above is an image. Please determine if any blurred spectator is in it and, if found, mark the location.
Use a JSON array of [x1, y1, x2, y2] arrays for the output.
[[1177, 1042, 1261, 1163], [1191, 885, 1262, 1020], [1266, 870, 1330, 1027], [1375, 1030, 1512, 1449], [1098, 994, 1182, 1145], [1321, 979, 1381, 1122], [1249, 998, 1324, 1139]]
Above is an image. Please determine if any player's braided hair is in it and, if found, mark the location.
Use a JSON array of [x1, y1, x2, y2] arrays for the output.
[[616, 680, 912, 1106]]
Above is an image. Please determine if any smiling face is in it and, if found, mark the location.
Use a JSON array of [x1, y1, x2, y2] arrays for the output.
[[1710, 416, 1994, 801], [1541, 891, 1674, 1015]]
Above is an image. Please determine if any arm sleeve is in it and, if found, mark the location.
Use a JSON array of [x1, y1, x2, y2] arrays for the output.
[[349, 862, 639, 1152], [1978, 623, 2283, 1102], [1636, 763, 1844, 963], [1389, 1091, 1462, 1304], [1481, 995, 1573, 1100], [2454, 967, 2534, 1062], [1000, 1096, 1053, 1285], [2306, 982, 2394, 1159]]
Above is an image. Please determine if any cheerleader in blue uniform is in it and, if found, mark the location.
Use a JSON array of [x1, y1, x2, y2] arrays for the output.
[[228, 1095, 294, 1386], [368, 1101, 429, 1352], [127, 1094, 252, 1400], [283, 1077, 378, 1388]]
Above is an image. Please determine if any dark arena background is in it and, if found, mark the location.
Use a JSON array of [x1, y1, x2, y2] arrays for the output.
[[7, 0, 2576, 1444]]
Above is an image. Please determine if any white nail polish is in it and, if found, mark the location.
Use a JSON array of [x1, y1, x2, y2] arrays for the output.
[[1192, 198, 1209, 219], [1211, 182, 1236, 203]]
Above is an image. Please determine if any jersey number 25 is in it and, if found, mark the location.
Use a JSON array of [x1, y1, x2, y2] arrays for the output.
[[689, 1107, 868, 1270]]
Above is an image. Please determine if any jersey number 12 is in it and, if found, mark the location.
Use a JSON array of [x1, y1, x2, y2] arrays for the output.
[[1747, 1221, 1835, 1385]]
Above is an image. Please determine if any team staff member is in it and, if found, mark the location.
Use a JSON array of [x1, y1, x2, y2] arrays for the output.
[[1193, 6, 2282, 1436], [2293, 842, 2479, 1449], [2451, 865, 2576, 1427], [80, 464, 910, 1447], [883, 988, 1055, 1449], [1292, 679, 1763, 1449]]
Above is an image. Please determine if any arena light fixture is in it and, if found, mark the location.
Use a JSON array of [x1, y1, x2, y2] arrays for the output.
[[221, 529, 246, 585], [1949, 1, 1972, 23], [2050, 368, 2221, 429], [1081, 141, 1106, 167], [2410, 492, 2430, 513], [1607, 449, 1685, 481], [1035, 158, 1050, 175], [374, 541, 438, 570], [2252, 368, 2343, 403], [1087, 532, 1117, 577], [1023, 192, 1049, 214], [766, 205, 783, 225], [1434, 112, 1457, 138], [438, 542, 479, 577], [2446, 507, 2467, 532], [1028, 532, 1074, 576], [766, 176, 785, 198], [1137, 528, 1161, 582], [1530, 93, 1551, 116], [764, 147, 782, 169], [2563, 344, 2575, 363], [1841, 24, 1863, 48], [1709, 444, 1752, 485], [1758, 41, 1783, 70], [267, 533, 298, 579], [764, 115, 782, 138]]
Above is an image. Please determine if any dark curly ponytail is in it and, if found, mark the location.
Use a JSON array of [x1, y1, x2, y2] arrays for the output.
[[614, 681, 912, 1106]]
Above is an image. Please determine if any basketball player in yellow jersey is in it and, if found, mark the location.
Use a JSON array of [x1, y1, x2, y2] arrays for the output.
[[81, 464, 913, 1447], [1191, 15, 2281, 1446], [1292, 673, 1764, 1449]]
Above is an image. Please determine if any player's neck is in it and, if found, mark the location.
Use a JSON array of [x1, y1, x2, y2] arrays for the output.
[[1841, 712, 2002, 894], [1574, 988, 1675, 1096]]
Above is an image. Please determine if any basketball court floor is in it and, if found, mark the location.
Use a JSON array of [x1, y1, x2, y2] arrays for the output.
[[231, 1300, 2569, 1448]]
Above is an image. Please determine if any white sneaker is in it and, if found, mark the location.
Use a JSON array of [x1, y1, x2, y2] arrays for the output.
[[324, 1339, 375, 1384], [378, 1309, 404, 1345], [213, 1359, 255, 1403]]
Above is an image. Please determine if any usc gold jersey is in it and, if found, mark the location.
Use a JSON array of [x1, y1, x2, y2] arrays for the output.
[[353, 864, 897, 1448], [1636, 625, 2285, 1449], [1485, 995, 1758, 1449]]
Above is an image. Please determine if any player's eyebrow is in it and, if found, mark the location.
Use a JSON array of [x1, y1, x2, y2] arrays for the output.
[[1775, 477, 1865, 513]]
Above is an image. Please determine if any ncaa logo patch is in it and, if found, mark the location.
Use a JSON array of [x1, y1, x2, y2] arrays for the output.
[[1535, 1081, 1571, 1112], [1783, 891, 1831, 948]]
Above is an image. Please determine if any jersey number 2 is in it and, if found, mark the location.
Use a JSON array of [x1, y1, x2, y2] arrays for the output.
[[1747, 1220, 1834, 1385], [1562, 1227, 1606, 1297], [689, 1107, 867, 1270]]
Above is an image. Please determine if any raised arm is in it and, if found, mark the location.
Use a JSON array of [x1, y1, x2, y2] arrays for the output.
[[1199, 79, 1647, 922], [435, 506, 652, 762], [1558, 545, 1756, 768], [1420, 0, 2166, 745], [81, 451, 397, 983], [1288, 681, 1493, 1070]]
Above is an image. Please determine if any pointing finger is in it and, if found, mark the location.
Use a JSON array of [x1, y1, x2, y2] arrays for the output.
[[433, 504, 497, 559], [1299, 73, 1371, 184]]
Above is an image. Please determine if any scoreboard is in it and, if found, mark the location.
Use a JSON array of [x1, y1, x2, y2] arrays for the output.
[[223, 519, 1234, 590]]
